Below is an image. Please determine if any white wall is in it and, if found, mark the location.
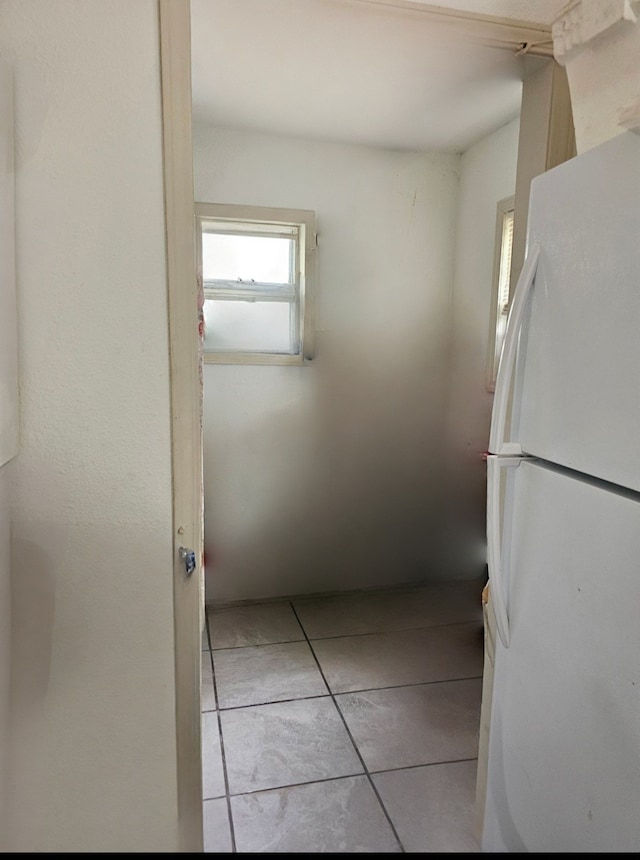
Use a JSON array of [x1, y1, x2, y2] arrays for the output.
[[0, 55, 15, 853], [0, 1, 179, 851], [0, 463, 10, 847], [443, 116, 520, 577], [194, 125, 461, 602]]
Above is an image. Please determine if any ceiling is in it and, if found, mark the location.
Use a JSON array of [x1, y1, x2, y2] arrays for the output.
[[190, 0, 561, 153]]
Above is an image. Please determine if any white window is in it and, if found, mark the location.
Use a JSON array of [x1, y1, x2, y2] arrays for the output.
[[195, 203, 316, 365], [487, 196, 515, 391]]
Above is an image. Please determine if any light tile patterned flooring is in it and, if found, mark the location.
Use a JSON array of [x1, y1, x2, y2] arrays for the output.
[[201, 579, 485, 853]]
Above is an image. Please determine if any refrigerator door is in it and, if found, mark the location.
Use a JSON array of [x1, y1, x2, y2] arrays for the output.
[[504, 132, 640, 490], [483, 459, 640, 852]]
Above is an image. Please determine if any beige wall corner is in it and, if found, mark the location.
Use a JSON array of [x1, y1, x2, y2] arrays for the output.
[[552, 0, 640, 152]]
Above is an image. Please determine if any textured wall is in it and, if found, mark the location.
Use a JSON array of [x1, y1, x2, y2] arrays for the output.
[[0, 57, 15, 852], [194, 125, 460, 602], [0, 464, 10, 847], [0, 1, 179, 851], [443, 116, 520, 580]]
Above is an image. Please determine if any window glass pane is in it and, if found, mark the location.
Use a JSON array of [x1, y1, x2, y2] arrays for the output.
[[202, 233, 293, 284], [203, 299, 294, 354], [492, 208, 515, 382], [497, 210, 514, 313]]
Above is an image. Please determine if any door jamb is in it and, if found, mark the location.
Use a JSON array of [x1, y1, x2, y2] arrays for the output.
[[158, 0, 204, 852]]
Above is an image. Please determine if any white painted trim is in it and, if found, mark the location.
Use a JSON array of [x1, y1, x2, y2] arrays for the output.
[[196, 201, 315, 228], [203, 352, 307, 366], [196, 202, 317, 365], [352, 0, 554, 55], [158, 0, 203, 852], [553, 0, 639, 65]]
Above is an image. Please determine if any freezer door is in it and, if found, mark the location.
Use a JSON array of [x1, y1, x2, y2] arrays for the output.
[[508, 132, 640, 490], [483, 459, 640, 852]]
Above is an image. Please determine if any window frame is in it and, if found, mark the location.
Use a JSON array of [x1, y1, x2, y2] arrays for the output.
[[486, 195, 515, 392], [195, 202, 316, 366]]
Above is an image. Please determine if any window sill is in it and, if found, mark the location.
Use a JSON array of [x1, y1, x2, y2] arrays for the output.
[[203, 352, 311, 366]]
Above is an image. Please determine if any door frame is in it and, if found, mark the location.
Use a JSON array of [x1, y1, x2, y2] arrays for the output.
[[158, 0, 572, 851], [158, 0, 203, 852]]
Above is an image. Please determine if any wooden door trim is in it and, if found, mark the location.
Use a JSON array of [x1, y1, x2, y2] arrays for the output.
[[158, 0, 203, 851]]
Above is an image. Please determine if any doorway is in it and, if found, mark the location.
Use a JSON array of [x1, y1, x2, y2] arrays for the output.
[[160, 4, 576, 848]]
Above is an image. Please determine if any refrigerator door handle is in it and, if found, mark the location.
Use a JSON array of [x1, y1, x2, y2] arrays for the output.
[[487, 455, 522, 649], [489, 243, 540, 456]]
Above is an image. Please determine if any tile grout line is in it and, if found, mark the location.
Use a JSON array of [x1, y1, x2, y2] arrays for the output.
[[303, 618, 483, 643], [289, 601, 407, 854], [205, 612, 238, 853], [370, 756, 479, 777], [206, 618, 483, 652], [220, 758, 479, 799], [207, 673, 484, 714], [333, 675, 484, 697], [209, 636, 306, 653], [212, 691, 331, 712], [225, 771, 383, 798], [204, 582, 485, 614]]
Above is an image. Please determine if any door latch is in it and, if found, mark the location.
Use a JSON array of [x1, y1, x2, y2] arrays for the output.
[[179, 546, 196, 577]]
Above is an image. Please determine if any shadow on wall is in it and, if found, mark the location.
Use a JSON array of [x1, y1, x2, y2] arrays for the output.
[[5, 533, 55, 847], [206, 317, 458, 602], [10, 536, 55, 718], [440, 321, 493, 581]]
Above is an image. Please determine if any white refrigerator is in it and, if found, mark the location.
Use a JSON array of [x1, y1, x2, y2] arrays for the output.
[[482, 131, 640, 852]]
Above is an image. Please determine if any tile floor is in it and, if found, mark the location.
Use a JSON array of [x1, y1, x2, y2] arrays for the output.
[[201, 578, 485, 853]]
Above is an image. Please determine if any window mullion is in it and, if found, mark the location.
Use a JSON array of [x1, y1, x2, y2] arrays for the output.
[[204, 281, 296, 302]]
